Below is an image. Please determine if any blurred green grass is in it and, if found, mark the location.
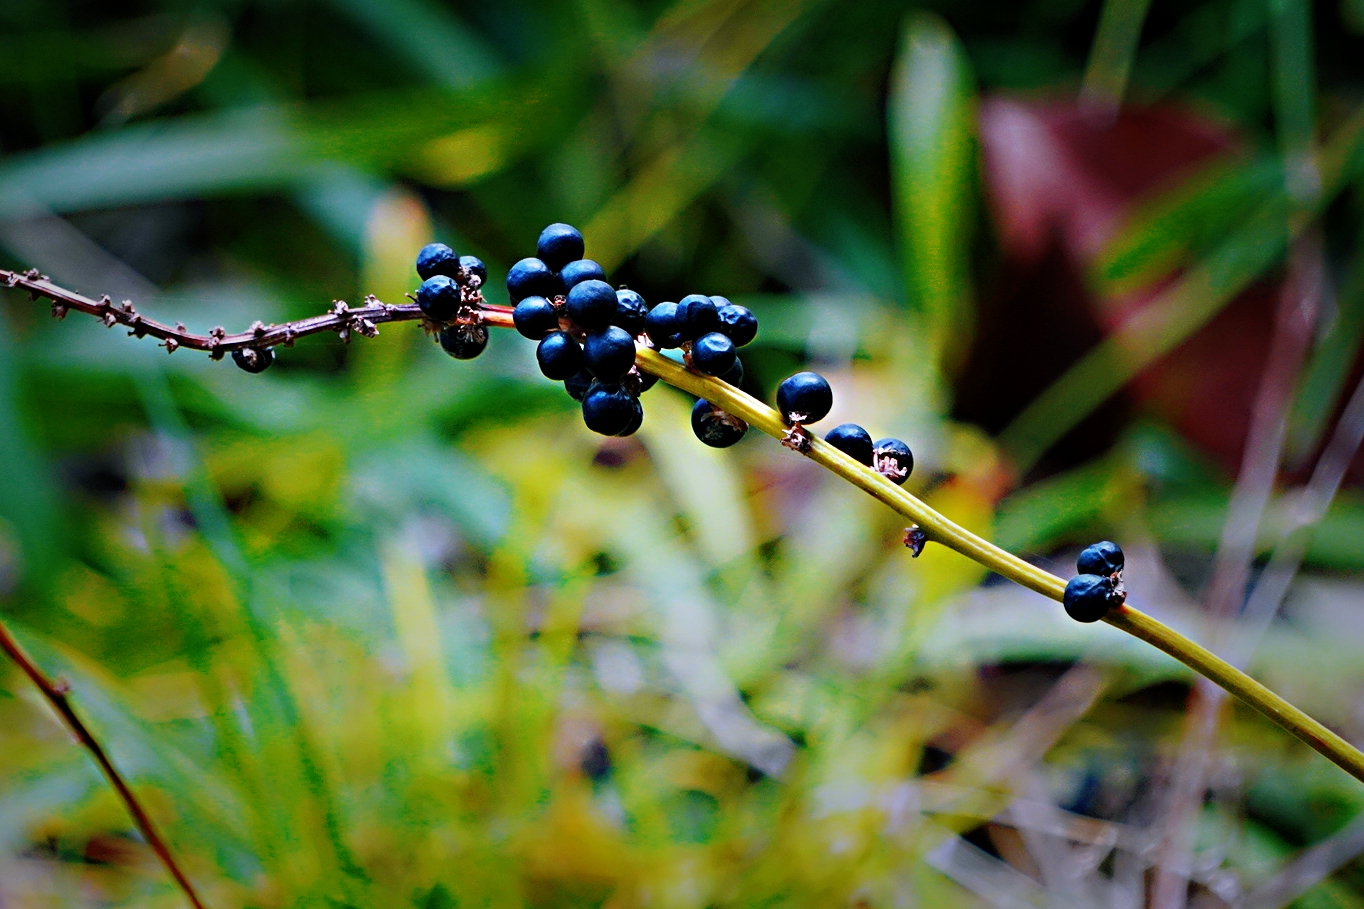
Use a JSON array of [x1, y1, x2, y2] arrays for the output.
[[3, 0, 1364, 907]]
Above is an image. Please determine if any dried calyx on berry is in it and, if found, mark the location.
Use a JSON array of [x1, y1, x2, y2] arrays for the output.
[[872, 439, 913, 485], [691, 399, 748, 448], [232, 347, 273, 373]]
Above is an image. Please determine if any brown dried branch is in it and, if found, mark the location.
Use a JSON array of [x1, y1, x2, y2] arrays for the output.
[[0, 617, 208, 909], [0, 267, 512, 356]]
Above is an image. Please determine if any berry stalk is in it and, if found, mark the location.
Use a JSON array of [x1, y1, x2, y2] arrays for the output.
[[633, 346, 1364, 785]]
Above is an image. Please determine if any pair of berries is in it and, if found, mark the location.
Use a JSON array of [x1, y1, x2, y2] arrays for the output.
[[415, 242, 490, 360], [1063, 541, 1126, 622]]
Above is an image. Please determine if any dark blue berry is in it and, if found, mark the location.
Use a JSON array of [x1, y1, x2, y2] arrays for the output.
[[715, 304, 758, 347], [644, 302, 685, 348], [708, 295, 732, 308], [691, 332, 736, 376], [614, 289, 648, 335], [872, 438, 913, 484], [1077, 541, 1124, 578], [776, 371, 832, 425], [564, 368, 594, 402], [507, 257, 562, 303], [537, 331, 584, 380], [416, 274, 461, 322], [537, 223, 585, 271], [677, 294, 720, 340], [1063, 574, 1120, 623], [458, 255, 486, 286], [824, 423, 873, 465], [582, 383, 639, 436], [416, 243, 459, 280], [512, 296, 559, 339], [438, 322, 488, 359], [719, 357, 743, 386], [566, 279, 618, 330], [559, 259, 607, 290], [584, 326, 638, 382], [691, 399, 748, 448], [232, 347, 273, 373], [616, 397, 645, 437], [633, 369, 658, 393]]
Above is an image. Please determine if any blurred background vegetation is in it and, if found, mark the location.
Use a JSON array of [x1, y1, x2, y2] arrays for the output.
[[3, 0, 1364, 906]]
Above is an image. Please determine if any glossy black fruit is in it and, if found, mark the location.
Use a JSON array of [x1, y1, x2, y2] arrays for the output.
[[582, 383, 639, 436], [1077, 541, 1124, 578], [507, 257, 563, 303], [872, 438, 913, 485], [537, 331, 584, 379], [416, 274, 462, 322], [537, 223, 585, 271], [691, 332, 736, 376], [584, 326, 638, 382], [566, 279, 618, 330], [677, 294, 719, 340], [824, 423, 873, 465], [691, 399, 748, 448], [564, 368, 594, 402], [438, 323, 489, 359], [512, 296, 560, 339], [644, 302, 684, 348], [775, 371, 832, 425], [232, 347, 274, 373], [559, 259, 607, 291], [715, 304, 758, 347], [614, 289, 648, 335], [416, 243, 459, 280], [718, 357, 744, 387], [1063, 574, 1121, 623]]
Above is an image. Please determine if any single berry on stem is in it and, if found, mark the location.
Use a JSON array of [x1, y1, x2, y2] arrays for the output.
[[507, 257, 563, 303], [583, 326, 638, 382], [715, 304, 758, 347], [458, 255, 487, 286], [691, 399, 748, 448], [691, 332, 736, 376], [824, 423, 873, 465], [1063, 574, 1122, 623], [232, 347, 274, 373], [416, 243, 459, 280], [537, 331, 584, 380], [417, 275, 462, 322], [513, 296, 560, 339], [566, 279, 619, 330], [644, 302, 684, 349], [537, 223, 585, 271], [677, 294, 720, 340], [1077, 541, 1124, 578], [614, 289, 648, 336], [559, 259, 606, 290], [776, 371, 833, 425], [873, 439, 913, 485], [582, 383, 640, 436], [439, 323, 489, 360]]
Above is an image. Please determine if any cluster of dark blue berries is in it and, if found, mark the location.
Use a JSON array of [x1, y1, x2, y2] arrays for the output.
[[1063, 541, 1126, 622], [413, 243, 491, 359], [502, 223, 759, 442]]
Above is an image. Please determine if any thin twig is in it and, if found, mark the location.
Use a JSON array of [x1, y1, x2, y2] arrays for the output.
[[7, 271, 1364, 787], [0, 617, 207, 909]]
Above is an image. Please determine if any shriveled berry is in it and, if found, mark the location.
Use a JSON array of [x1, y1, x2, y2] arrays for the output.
[[872, 438, 913, 484], [824, 423, 873, 465], [537, 223, 585, 271], [614, 289, 648, 335], [458, 255, 486, 286], [507, 257, 562, 303], [232, 347, 273, 373], [564, 368, 594, 402], [776, 371, 832, 425], [719, 357, 744, 386], [416, 243, 459, 280], [537, 331, 584, 380], [438, 322, 489, 359], [1063, 574, 1121, 623], [417, 274, 461, 322], [512, 296, 559, 339], [691, 332, 736, 376], [560, 259, 607, 291], [691, 399, 748, 448], [567, 279, 619, 330], [644, 302, 685, 348], [582, 382, 639, 435], [1077, 541, 1124, 578], [715, 304, 758, 347], [584, 326, 638, 382], [677, 294, 720, 340]]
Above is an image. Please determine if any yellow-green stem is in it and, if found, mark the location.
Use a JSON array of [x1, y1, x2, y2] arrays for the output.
[[633, 346, 1364, 785]]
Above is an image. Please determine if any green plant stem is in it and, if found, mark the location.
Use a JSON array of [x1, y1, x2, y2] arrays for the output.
[[625, 342, 1364, 785], [0, 617, 208, 909]]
